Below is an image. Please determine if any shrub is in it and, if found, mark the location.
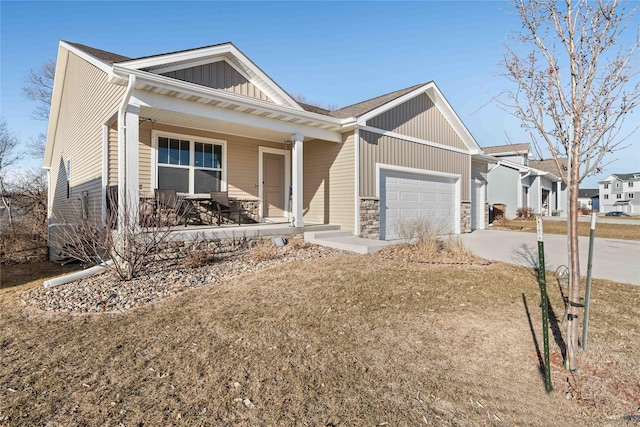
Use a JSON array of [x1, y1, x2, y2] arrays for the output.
[[184, 250, 216, 268]]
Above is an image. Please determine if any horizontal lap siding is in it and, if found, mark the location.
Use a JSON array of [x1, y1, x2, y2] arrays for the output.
[[367, 93, 467, 151], [360, 130, 470, 200], [329, 133, 355, 231], [139, 123, 282, 199], [162, 61, 272, 102], [304, 140, 338, 225], [50, 52, 124, 224], [471, 159, 487, 182]]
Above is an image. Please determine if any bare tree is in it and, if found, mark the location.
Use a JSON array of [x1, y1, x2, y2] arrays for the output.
[[21, 59, 55, 159], [0, 118, 21, 230], [22, 59, 55, 122], [500, 0, 640, 371], [50, 190, 185, 281]]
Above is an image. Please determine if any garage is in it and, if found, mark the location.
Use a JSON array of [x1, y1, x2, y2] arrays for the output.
[[380, 169, 458, 240]]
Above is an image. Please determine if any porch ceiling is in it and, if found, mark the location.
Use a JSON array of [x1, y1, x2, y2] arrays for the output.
[[141, 107, 298, 143]]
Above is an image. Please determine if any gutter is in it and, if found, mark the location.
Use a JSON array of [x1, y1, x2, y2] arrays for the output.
[[43, 260, 113, 288]]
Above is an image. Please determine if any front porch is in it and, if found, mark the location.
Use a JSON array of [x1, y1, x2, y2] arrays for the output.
[[159, 221, 340, 243]]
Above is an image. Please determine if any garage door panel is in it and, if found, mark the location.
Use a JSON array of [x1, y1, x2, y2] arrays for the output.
[[380, 170, 456, 240]]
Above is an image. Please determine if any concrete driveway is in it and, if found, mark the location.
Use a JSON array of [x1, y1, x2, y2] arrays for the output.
[[460, 229, 640, 286]]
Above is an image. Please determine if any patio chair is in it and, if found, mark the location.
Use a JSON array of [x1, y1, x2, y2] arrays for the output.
[[210, 191, 244, 226], [154, 189, 200, 227]]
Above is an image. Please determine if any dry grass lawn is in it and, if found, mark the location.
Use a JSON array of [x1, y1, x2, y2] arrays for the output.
[[1, 250, 639, 426], [497, 218, 640, 241]]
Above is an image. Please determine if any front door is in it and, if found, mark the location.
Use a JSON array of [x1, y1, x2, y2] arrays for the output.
[[263, 152, 286, 217]]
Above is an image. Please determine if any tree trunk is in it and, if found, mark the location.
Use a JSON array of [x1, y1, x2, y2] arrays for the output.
[[566, 138, 581, 371]]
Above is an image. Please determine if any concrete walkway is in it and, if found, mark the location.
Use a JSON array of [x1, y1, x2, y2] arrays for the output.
[[460, 229, 640, 286], [304, 230, 394, 254]]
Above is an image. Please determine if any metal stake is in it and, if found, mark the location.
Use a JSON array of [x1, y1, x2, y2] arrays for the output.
[[537, 216, 552, 392], [582, 212, 596, 351]]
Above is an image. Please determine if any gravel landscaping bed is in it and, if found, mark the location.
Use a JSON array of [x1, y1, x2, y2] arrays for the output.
[[22, 242, 344, 314]]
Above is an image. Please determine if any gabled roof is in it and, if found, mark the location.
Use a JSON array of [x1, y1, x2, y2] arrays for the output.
[[482, 143, 531, 155], [612, 173, 640, 181], [331, 83, 426, 118], [528, 158, 568, 176], [63, 41, 131, 65]]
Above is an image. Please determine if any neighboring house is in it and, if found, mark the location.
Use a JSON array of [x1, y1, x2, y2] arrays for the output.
[[578, 189, 599, 212], [44, 40, 489, 258], [484, 144, 568, 218], [599, 173, 640, 214]]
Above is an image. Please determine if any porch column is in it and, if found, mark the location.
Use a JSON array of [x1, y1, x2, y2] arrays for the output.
[[291, 132, 304, 227], [117, 104, 140, 232]]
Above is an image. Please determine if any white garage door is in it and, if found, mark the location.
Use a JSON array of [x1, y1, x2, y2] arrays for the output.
[[380, 170, 456, 240]]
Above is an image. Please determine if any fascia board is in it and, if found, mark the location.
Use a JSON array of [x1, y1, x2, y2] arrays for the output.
[[44, 44, 70, 168], [472, 153, 500, 163], [114, 66, 351, 129], [59, 41, 112, 74], [497, 159, 529, 173], [356, 82, 481, 154], [115, 43, 303, 111], [132, 89, 342, 143]]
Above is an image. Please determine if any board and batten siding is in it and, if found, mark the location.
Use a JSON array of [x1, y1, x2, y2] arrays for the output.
[[359, 130, 470, 201], [161, 61, 272, 103], [49, 51, 125, 223], [366, 93, 467, 152], [138, 123, 283, 199]]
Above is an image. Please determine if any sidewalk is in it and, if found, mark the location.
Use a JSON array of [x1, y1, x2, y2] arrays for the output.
[[460, 229, 640, 286]]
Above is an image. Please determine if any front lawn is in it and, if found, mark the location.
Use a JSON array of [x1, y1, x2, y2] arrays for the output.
[[1, 248, 638, 425], [496, 218, 640, 240]]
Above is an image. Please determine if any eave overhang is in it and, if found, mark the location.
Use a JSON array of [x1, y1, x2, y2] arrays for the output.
[[110, 65, 356, 143]]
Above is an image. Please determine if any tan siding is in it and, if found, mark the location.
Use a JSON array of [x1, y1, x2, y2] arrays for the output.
[[49, 52, 125, 225], [108, 125, 118, 186], [367, 94, 467, 151], [304, 140, 332, 224], [328, 133, 355, 231], [141, 123, 282, 199], [359, 130, 470, 200], [471, 159, 487, 182], [162, 61, 272, 102]]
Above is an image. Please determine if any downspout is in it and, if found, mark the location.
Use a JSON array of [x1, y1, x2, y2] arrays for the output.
[[40, 76, 137, 289]]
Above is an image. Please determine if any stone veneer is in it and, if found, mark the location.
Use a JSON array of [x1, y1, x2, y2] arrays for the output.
[[359, 198, 474, 239], [233, 198, 260, 224], [359, 197, 380, 240], [154, 233, 303, 261], [461, 201, 471, 233]]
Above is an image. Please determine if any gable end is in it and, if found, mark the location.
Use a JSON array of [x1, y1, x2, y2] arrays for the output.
[[160, 60, 273, 103], [366, 93, 467, 151]]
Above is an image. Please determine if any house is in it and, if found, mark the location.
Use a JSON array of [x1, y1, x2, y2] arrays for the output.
[[599, 173, 640, 214], [44, 41, 489, 258], [578, 189, 599, 212], [484, 144, 568, 218]]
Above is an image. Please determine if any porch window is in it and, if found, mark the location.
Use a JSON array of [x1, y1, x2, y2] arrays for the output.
[[156, 134, 226, 195]]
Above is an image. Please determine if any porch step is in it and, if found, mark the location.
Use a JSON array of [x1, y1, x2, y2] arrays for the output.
[[304, 230, 393, 254]]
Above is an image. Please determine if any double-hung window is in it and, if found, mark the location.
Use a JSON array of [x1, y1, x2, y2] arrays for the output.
[[155, 133, 226, 195]]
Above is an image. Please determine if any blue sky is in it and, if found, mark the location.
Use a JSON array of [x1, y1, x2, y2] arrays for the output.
[[1, 1, 638, 188]]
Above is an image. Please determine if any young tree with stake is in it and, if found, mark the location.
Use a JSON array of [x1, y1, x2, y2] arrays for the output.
[[500, 0, 639, 371]]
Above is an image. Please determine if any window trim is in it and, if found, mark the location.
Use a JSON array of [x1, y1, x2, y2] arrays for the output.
[[152, 130, 227, 195]]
